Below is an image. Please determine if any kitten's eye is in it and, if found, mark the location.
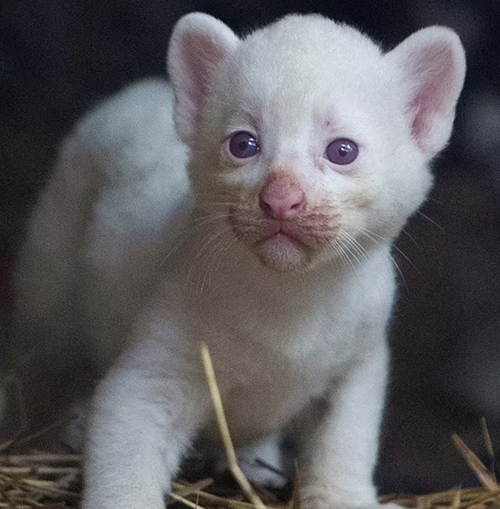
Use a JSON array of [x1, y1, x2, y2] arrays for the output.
[[228, 131, 259, 159], [325, 139, 359, 166]]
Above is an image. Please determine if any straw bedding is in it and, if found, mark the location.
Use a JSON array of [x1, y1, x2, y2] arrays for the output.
[[0, 345, 497, 509]]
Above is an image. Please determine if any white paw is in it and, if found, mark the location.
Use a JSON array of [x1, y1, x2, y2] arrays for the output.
[[240, 458, 289, 488], [216, 433, 291, 487], [215, 455, 289, 487], [300, 486, 396, 509], [62, 397, 91, 452], [301, 500, 404, 509]]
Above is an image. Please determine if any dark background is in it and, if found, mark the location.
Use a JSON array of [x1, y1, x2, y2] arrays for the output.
[[2, 0, 500, 495]]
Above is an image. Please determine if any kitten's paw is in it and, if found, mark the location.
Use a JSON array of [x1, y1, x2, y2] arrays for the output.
[[217, 433, 290, 487], [239, 458, 288, 488], [215, 456, 288, 488], [300, 497, 403, 509], [300, 486, 400, 509]]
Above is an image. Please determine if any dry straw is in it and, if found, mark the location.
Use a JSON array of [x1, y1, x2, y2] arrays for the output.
[[0, 344, 499, 509]]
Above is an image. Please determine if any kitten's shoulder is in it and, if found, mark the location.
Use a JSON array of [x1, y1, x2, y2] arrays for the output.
[[67, 77, 187, 184]]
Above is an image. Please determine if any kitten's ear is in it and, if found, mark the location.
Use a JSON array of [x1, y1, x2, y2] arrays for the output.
[[386, 26, 466, 157], [167, 13, 240, 146]]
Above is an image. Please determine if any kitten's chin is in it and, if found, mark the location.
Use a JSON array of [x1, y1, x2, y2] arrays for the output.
[[253, 233, 313, 273]]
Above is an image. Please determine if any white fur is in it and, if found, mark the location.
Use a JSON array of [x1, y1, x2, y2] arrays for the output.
[[7, 12, 465, 509]]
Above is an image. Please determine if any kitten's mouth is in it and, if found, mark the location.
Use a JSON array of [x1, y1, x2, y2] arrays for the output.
[[235, 216, 322, 248], [254, 226, 309, 272], [258, 224, 305, 247], [229, 208, 339, 272]]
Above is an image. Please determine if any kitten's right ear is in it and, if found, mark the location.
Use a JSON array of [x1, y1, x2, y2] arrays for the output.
[[386, 26, 466, 157], [167, 13, 240, 147]]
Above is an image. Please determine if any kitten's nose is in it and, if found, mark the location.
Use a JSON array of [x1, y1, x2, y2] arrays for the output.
[[259, 177, 306, 220]]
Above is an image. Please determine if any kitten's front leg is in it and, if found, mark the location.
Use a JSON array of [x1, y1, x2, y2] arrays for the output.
[[83, 353, 209, 509], [293, 341, 389, 509]]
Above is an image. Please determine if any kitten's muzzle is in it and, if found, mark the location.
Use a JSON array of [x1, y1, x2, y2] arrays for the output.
[[230, 212, 339, 250]]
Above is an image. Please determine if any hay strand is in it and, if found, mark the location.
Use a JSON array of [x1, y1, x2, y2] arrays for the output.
[[1, 356, 500, 509], [480, 418, 497, 481], [1, 431, 500, 509], [200, 342, 267, 509], [170, 491, 207, 509], [452, 434, 499, 491]]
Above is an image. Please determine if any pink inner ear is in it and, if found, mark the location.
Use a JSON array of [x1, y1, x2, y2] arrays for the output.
[[169, 23, 237, 146], [410, 45, 456, 142], [180, 33, 229, 117]]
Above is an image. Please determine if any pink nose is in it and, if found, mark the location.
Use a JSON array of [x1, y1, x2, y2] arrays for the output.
[[259, 181, 306, 220]]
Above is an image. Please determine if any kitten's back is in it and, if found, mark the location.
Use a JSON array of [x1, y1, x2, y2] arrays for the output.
[[5, 79, 191, 436]]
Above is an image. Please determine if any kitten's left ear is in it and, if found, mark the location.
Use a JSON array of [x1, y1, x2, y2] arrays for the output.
[[167, 13, 240, 147], [386, 26, 466, 157]]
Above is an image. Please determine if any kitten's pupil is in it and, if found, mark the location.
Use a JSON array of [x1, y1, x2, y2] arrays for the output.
[[339, 145, 350, 156]]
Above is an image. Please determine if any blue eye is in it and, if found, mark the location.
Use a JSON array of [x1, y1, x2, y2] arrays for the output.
[[228, 131, 259, 159], [325, 139, 359, 165]]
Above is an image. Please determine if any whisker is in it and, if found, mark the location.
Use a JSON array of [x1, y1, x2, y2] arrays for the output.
[[415, 210, 444, 231], [338, 236, 363, 268], [129, 214, 228, 302], [340, 226, 408, 291], [329, 242, 350, 273], [332, 237, 359, 281], [338, 230, 369, 263], [187, 225, 233, 285], [190, 213, 230, 225], [398, 227, 421, 247], [200, 232, 238, 294], [357, 216, 422, 248], [199, 230, 233, 294], [336, 230, 396, 304], [356, 226, 415, 271], [152, 214, 229, 275]]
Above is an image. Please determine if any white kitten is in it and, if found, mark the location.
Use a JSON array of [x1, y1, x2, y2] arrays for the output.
[[6, 12, 465, 509]]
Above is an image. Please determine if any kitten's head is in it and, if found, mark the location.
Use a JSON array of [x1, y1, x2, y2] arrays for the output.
[[168, 13, 465, 272]]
